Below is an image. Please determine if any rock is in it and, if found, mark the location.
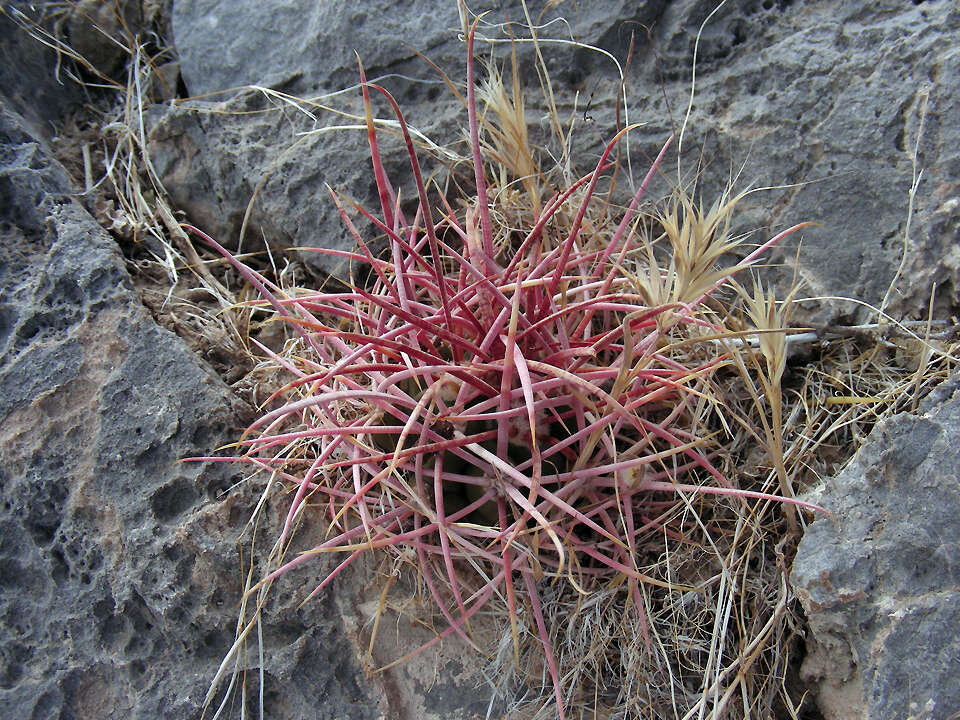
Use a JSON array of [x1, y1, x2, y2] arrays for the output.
[[154, 0, 654, 275], [566, 0, 960, 322], [0, 102, 385, 719], [66, 0, 143, 77], [0, 8, 84, 139], [171, 0, 462, 99], [161, 0, 960, 320], [144, 88, 456, 276], [792, 377, 960, 720], [169, 0, 662, 101]]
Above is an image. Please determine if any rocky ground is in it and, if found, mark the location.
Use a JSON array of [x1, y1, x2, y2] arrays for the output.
[[1, 1, 959, 719]]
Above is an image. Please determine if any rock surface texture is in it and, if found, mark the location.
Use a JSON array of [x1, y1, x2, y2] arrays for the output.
[[158, 0, 960, 320], [0, 107, 374, 719], [0, 45, 388, 720], [2, 1, 960, 720], [792, 376, 960, 720]]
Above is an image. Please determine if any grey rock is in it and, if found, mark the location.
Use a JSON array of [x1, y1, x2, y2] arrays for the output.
[[145, 88, 436, 276], [792, 378, 960, 720], [163, 0, 960, 321], [155, 0, 658, 274], [573, 0, 960, 322], [0, 8, 84, 139], [0, 103, 391, 719], [172, 0, 463, 99], [170, 0, 660, 100], [66, 0, 144, 77]]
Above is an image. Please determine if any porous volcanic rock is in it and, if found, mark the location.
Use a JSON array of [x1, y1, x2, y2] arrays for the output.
[[0, 101, 384, 719], [792, 376, 960, 720], [144, 87, 447, 278], [151, 0, 656, 276], [160, 0, 960, 320]]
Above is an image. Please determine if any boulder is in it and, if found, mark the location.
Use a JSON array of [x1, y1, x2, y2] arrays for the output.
[[0, 101, 389, 719], [792, 376, 960, 720], [0, 9, 84, 139], [152, 0, 652, 276], [144, 88, 451, 277], [158, 0, 960, 320]]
